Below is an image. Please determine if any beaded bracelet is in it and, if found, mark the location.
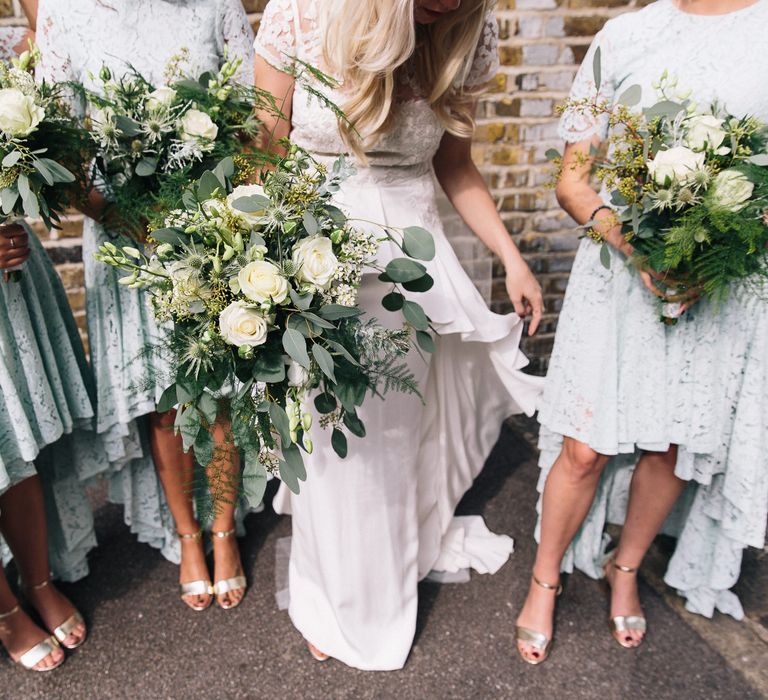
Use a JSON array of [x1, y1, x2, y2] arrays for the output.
[[586, 204, 616, 243]]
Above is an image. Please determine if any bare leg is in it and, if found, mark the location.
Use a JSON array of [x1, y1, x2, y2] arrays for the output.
[[149, 409, 211, 609], [608, 446, 683, 646], [0, 476, 83, 654], [207, 419, 244, 609], [516, 437, 610, 662]]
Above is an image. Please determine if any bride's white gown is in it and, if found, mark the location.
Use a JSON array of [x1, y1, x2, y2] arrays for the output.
[[256, 0, 542, 670]]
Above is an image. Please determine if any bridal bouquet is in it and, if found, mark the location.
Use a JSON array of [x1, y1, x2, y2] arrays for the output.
[[0, 46, 90, 234], [96, 151, 435, 504], [552, 57, 768, 321], [82, 52, 271, 239]]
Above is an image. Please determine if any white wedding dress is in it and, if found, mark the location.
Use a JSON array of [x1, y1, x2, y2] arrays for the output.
[[256, 0, 542, 670]]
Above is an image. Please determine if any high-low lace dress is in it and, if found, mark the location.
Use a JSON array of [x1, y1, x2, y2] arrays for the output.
[[0, 20, 109, 583], [256, 0, 542, 670], [537, 0, 768, 619], [35, 0, 255, 563]]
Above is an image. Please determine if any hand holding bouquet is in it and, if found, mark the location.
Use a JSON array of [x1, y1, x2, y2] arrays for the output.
[[0, 45, 92, 278], [552, 54, 768, 322], [96, 150, 435, 504]]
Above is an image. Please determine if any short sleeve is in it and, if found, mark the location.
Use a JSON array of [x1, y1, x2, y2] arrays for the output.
[[217, 0, 256, 86], [558, 25, 616, 143], [0, 27, 29, 63], [35, 1, 78, 84], [253, 0, 298, 74], [464, 11, 500, 88]]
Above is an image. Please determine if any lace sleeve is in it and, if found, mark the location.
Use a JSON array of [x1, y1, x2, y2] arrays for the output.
[[217, 0, 256, 86], [253, 0, 297, 74], [464, 11, 500, 88], [0, 27, 29, 63], [558, 25, 616, 143]]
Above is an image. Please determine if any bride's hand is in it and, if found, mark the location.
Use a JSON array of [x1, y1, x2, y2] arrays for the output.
[[0, 223, 30, 270], [505, 254, 544, 336]]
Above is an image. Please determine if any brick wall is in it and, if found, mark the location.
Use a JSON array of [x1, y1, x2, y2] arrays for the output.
[[1, 0, 650, 372]]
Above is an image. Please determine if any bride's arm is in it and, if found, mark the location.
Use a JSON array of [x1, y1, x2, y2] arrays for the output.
[[253, 56, 295, 157], [433, 129, 544, 336]]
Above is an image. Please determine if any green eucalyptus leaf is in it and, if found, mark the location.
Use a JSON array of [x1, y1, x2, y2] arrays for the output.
[[599, 241, 611, 269], [300, 311, 335, 329], [278, 458, 300, 494], [312, 343, 336, 383], [382, 291, 404, 311], [135, 157, 158, 177], [283, 328, 311, 368], [32, 159, 54, 186], [402, 226, 435, 261], [252, 352, 286, 383], [402, 300, 429, 331], [290, 289, 313, 310], [331, 428, 348, 458], [269, 401, 292, 445], [1, 187, 18, 215], [156, 384, 178, 413], [37, 158, 74, 183], [403, 274, 434, 293], [197, 170, 224, 200], [2, 151, 20, 167], [192, 429, 214, 468], [318, 304, 363, 321], [302, 211, 319, 235], [197, 392, 218, 425], [242, 456, 268, 507], [325, 339, 361, 367], [342, 412, 366, 438], [416, 330, 436, 353], [592, 45, 602, 87], [544, 148, 561, 161], [114, 114, 142, 136], [150, 227, 186, 245], [618, 84, 642, 107], [232, 194, 270, 212], [314, 392, 337, 414], [175, 406, 201, 451], [282, 443, 307, 482], [384, 258, 427, 283]]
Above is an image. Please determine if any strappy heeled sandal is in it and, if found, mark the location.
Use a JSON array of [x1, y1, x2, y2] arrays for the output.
[[602, 552, 647, 649], [0, 605, 63, 672], [24, 578, 87, 650], [178, 529, 214, 612], [515, 574, 562, 666], [307, 641, 330, 662], [211, 527, 247, 610]]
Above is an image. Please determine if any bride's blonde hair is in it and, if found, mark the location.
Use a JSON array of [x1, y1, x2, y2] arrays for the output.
[[319, 0, 492, 160]]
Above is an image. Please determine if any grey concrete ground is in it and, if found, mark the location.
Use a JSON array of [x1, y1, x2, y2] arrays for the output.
[[2, 420, 766, 700]]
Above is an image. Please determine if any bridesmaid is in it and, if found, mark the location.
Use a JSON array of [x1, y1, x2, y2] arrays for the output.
[[35, 0, 256, 611], [0, 19, 100, 668], [516, 0, 768, 664], [255, 0, 543, 670]]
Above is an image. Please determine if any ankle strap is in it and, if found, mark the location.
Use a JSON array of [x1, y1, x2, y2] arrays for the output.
[[26, 577, 52, 592], [212, 527, 236, 538], [613, 562, 638, 574], [0, 604, 20, 621], [532, 574, 562, 595], [177, 529, 203, 541]]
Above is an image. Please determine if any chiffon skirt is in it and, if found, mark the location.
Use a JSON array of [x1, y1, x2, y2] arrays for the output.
[[0, 231, 109, 581], [274, 165, 542, 670], [537, 238, 767, 619]]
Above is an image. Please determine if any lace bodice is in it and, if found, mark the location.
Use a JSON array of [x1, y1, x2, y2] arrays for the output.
[[36, 0, 254, 95], [254, 0, 500, 168], [0, 27, 28, 63], [559, 0, 768, 143]]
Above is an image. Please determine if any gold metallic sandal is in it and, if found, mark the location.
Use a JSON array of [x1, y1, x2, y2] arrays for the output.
[[178, 529, 213, 612], [602, 553, 647, 649], [25, 578, 87, 650], [515, 574, 562, 666], [211, 527, 247, 610], [0, 605, 63, 672]]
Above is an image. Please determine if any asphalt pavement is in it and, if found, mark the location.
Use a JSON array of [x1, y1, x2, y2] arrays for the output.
[[1, 419, 765, 700]]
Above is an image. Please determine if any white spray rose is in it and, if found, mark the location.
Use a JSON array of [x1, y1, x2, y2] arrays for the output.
[[219, 301, 269, 347], [287, 359, 309, 387], [709, 169, 754, 212], [146, 86, 177, 111], [684, 115, 727, 152], [227, 184, 268, 226], [0, 87, 45, 137], [179, 109, 218, 142], [238, 260, 289, 304], [292, 236, 339, 289], [646, 146, 706, 186]]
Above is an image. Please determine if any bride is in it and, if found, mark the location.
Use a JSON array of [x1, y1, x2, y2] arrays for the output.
[[254, 0, 542, 670]]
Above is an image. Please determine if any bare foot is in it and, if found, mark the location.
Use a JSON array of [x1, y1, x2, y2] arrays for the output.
[[515, 576, 558, 663], [0, 605, 64, 670], [606, 564, 645, 647], [212, 531, 245, 609], [179, 534, 213, 611], [25, 582, 86, 649]]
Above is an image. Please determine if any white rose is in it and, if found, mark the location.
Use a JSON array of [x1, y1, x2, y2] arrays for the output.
[[227, 184, 268, 226], [218, 301, 269, 347], [238, 260, 289, 304], [684, 115, 727, 152], [646, 146, 706, 186], [709, 169, 754, 212], [0, 87, 45, 137], [292, 236, 339, 289], [287, 359, 309, 387], [146, 86, 177, 111], [179, 108, 218, 142]]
